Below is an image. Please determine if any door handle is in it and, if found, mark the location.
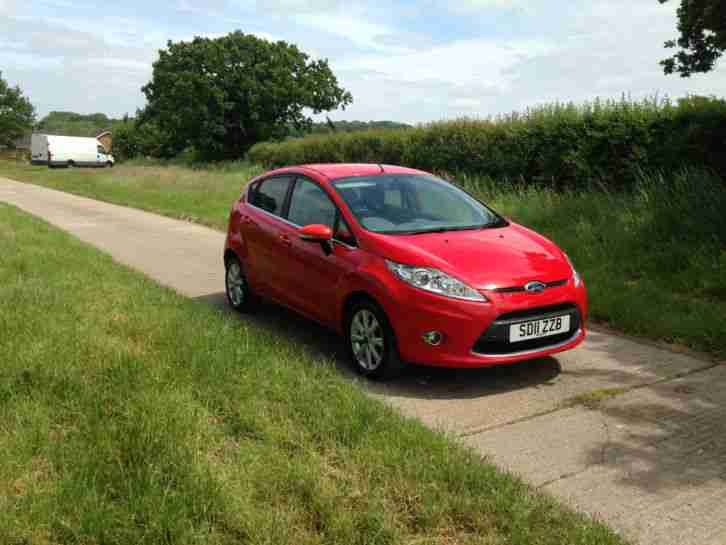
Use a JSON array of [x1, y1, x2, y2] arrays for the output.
[[241, 215, 254, 225], [278, 234, 292, 246]]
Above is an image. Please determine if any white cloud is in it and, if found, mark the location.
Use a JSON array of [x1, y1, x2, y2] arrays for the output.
[[3, 0, 726, 124], [255, 0, 342, 14], [1, 14, 154, 116], [295, 11, 404, 53], [339, 37, 555, 90], [318, 0, 726, 123], [176, 0, 230, 16], [0, 0, 16, 16], [445, 0, 537, 14]]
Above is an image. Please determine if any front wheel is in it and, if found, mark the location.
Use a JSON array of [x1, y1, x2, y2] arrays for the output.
[[346, 300, 404, 380], [224, 256, 255, 312], [106, 161, 113, 168]]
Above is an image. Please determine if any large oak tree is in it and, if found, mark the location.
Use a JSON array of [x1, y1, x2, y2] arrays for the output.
[[141, 31, 353, 160], [659, 0, 726, 76], [0, 72, 35, 148]]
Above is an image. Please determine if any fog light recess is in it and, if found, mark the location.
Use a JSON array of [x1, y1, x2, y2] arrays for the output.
[[422, 331, 444, 346]]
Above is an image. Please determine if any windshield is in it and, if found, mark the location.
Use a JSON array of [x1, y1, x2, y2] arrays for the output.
[[332, 174, 504, 234]]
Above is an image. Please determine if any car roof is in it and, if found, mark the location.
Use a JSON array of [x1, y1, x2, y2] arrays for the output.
[[263, 163, 430, 182]]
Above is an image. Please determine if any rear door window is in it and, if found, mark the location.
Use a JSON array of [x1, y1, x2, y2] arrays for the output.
[[249, 177, 292, 216]]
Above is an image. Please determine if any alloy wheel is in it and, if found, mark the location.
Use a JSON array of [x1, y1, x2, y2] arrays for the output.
[[226, 261, 246, 307], [350, 309, 385, 371]]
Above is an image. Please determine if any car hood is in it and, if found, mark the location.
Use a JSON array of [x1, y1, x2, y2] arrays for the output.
[[368, 223, 572, 289]]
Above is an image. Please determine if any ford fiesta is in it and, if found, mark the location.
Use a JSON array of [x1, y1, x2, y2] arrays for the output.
[[224, 164, 587, 379]]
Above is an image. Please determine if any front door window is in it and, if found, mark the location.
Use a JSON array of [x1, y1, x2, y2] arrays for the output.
[[288, 178, 337, 229]]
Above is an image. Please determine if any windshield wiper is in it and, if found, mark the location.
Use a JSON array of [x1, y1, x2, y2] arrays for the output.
[[379, 220, 508, 235], [390, 225, 485, 235]]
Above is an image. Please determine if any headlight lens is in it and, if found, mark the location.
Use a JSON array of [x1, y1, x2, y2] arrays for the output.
[[564, 254, 582, 288], [385, 260, 487, 302]]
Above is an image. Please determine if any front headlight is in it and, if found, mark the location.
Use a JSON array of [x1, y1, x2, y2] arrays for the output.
[[385, 260, 487, 302], [564, 254, 582, 288]]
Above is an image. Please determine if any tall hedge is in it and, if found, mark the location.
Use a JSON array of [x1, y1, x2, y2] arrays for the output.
[[248, 96, 726, 189]]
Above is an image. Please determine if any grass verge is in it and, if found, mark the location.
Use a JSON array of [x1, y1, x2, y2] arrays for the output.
[[467, 168, 726, 359], [0, 159, 262, 230], [1, 159, 724, 358], [0, 203, 627, 543]]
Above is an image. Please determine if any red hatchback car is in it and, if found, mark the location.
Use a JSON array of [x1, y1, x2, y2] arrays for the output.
[[224, 164, 587, 379]]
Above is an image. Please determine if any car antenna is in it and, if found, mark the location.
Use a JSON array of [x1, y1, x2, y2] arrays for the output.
[[377, 164, 384, 173]]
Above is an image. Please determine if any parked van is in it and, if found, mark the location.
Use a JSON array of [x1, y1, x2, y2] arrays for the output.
[[31, 134, 115, 168]]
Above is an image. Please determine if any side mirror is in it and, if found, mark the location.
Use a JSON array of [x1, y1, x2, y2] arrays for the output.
[[299, 224, 333, 255], [298, 224, 333, 242]]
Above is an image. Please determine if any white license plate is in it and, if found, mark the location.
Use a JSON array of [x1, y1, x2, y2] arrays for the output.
[[510, 315, 570, 343]]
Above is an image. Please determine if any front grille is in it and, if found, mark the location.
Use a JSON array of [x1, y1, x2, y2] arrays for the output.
[[497, 303, 576, 322], [472, 303, 580, 355], [491, 279, 568, 293]]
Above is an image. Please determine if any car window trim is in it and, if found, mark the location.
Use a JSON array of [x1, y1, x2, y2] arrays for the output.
[[247, 175, 358, 249]]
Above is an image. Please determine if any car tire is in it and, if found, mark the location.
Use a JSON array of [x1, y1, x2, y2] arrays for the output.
[[224, 255, 255, 312], [106, 161, 113, 168], [345, 299, 405, 380], [67, 160, 75, 168]]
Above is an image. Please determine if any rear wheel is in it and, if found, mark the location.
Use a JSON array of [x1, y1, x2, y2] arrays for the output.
[[224, 255, 255, 312], [346, 299, 404, 380], [106, 161, 113, 168], [67, 160, 75, 169]]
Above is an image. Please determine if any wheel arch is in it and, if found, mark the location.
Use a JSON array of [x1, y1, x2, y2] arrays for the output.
[[341, 290, 388, 332], [341, 289, 405, 379], [223, 248, 239, 267]]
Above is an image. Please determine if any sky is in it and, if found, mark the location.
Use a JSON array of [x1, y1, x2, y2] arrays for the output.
[[1, 0, 725, 124]]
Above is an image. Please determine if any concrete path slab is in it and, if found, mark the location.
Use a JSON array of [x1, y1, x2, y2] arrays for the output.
[[2, 176, 723, 545], [368, 328, 713, 434], [467, 364, 726, 545]]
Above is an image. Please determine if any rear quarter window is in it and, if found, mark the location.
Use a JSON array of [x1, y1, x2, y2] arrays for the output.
[[249, 177, 291, 216]]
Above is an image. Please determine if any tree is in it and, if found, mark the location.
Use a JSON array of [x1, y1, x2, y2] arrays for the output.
[[113, 111, 178, 161], [36, 111, 120, 137], [141, 31, 353, 160], [659, 0, 726, 76], [0, 72, 35, 148]]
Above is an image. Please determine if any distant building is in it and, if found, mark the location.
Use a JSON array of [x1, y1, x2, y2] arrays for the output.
[[0, 133, 31, 160], [96, 130, 113, 152], [13, 133, 32, 150]]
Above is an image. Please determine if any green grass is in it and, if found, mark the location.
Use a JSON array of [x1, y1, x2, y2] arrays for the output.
[[463, 168, 726, 359], [562, 388, 631, 410], [1, 159, 724, 358], [0, 159, 262, 230], [0, 203, 627, 544]]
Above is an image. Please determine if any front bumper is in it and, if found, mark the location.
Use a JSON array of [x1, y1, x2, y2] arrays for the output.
[[381, 281, 588, 368]]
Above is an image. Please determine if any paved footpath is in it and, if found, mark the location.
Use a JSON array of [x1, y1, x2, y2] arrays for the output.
[[2, 177, 725, 545]]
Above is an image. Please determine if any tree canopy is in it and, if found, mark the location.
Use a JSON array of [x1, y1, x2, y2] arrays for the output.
[[659, 0, 726, 76], [36, 111, 125, 137], [141, 31, 353, 160], [0, 72, 35, 148], [290, 119, 411, 138]]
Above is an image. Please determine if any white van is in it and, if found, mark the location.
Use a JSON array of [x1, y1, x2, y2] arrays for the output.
[[31, 134, 115, 168]]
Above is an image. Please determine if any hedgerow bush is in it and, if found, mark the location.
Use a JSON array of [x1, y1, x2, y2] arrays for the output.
[[113, 121, 180, 161], [248, 96, 726, 189]]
